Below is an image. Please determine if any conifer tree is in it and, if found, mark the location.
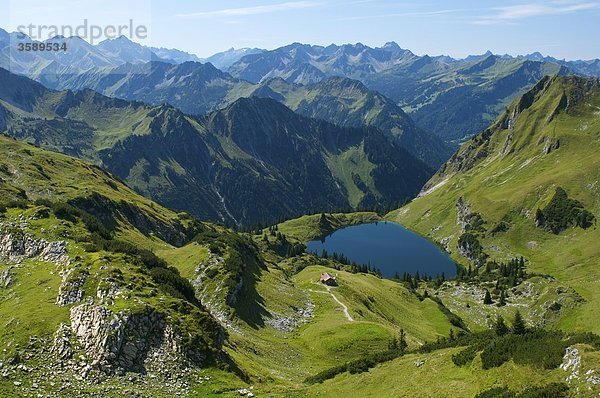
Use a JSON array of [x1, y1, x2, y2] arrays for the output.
[[498, 291, 506, 306], [483, 289, 493, 304], [512, 310, 527, 335], [494, 315, 509, 336], [399, 328, 408, 354]]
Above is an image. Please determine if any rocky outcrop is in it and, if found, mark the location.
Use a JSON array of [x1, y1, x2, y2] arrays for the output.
[[66, 303, 187, 374], [456, 197, 472, 232], [194, 252, 239, 331], [541, 136, 560, 154], [0, 266, 13, 288], [95, 274, 125, 304], [52, 323, 74, 360], [266, 301, 315, 332], [0, 221, 70, 265], [56, 267, 88, 306]]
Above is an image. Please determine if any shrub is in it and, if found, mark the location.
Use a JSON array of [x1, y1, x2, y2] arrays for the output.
[[475, 387, 515, 398], [2, 199, 28, 209], [480, 330, 566, 370], [149, 267, 197, 303], [452, 345, 479, 366], [569, 332, 600, 348], [535, 187, 596, 233], [475, 383, 569, 398], [51, 202, 79, 222], [518, 383, 569, 398], [305, 349, 402, 384]]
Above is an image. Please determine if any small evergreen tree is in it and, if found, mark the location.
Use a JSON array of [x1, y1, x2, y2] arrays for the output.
[[498, 291, 506, 307], [512, 310, 527, 335], [483, 289, 493, 305], [494, 315, 509, 336], [398, 328, 408, 354]]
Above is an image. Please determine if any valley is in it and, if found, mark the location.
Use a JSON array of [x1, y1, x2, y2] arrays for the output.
[[0, 11, 599, 398], [0, 68, 432, 226]]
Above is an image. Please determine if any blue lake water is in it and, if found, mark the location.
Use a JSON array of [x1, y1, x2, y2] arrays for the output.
[[306, 222, 456, 278]]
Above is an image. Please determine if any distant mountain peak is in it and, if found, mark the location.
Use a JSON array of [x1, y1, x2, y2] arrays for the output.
[[382, 41, 402, 51], [525, 51, 546, 61], [225, 95, 287, 115], [114, 35, 134, 42], [320, 75, 368, 90]]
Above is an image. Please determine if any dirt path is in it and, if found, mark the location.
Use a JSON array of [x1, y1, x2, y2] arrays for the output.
[[308, 284, 354, 322], [325, 285, 354, 321]]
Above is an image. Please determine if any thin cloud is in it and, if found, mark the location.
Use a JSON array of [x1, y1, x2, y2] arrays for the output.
[[175, 1, 320, 19], [335, 9, 466, 22], [473, 1, 599, 25]]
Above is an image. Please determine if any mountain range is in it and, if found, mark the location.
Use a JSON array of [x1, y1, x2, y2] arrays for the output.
[[3, 30, 598, 145], [227, 42, 579, 143], [1, 74, 599, 397], [43, 60, 450, 168], [0, 67, 431, 226], [0, 28, 199, 83], [199, 47, 264, 69]]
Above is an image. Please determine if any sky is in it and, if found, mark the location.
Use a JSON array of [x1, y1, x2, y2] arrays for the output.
[[1, 0, 599, 60]]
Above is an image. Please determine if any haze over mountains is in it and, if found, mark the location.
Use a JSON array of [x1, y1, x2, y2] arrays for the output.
[[0, 31, 600, 145], [226, 42, 576, 142], [0, 28, 199, 81], [2, 28, 599, 146]]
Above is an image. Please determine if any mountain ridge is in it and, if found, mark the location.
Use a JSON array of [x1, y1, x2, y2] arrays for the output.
[[390, 75, 600, 336], [0, 67, 432, 226]]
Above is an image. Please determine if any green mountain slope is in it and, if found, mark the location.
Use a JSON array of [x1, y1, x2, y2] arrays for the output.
[[103, 97, 432, 224], [0, 131, 597, 397], [227, 43, 572, 143], [43, 61, 450, 168], [0, 134, 233, 397], [0, 68, 432, 226], [0, 135, 465, 397], [389, 75, 600, 334], [252, 76, 452, 168]]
